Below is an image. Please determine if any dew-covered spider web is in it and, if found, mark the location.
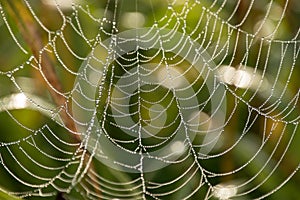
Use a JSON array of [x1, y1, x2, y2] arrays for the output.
[[0, 0, 300, 199]]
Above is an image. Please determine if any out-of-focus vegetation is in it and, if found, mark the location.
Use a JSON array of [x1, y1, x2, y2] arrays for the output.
[[0, 0, 300, 199]]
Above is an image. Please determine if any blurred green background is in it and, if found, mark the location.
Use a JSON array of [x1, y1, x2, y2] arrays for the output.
[[0, 0, 300, 199]]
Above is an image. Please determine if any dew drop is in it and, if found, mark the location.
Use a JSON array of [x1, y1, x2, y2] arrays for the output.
[[56, 30, 62, 36]]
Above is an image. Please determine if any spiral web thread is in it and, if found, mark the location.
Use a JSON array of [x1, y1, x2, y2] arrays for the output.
[[0, 0, 300, 199]]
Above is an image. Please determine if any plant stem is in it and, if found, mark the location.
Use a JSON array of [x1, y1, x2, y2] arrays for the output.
[[4, 1, 102, 197], [4, 0, 80, 143]]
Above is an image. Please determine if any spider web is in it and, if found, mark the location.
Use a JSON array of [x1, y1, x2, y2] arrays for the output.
[[0, 0, 300, 199]]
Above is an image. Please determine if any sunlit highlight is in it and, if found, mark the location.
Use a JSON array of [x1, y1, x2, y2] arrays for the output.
[[158, 67, 184, 89], [213, 184, 237, 200], [217, 65, 270, 90], [122, 12, 145, 28], [6, 93, 28, 110], [170, 141, 185, 155]]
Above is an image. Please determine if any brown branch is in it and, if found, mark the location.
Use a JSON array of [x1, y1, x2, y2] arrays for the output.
[[4, 1, 102, 198], [4, 0, 80, 143]]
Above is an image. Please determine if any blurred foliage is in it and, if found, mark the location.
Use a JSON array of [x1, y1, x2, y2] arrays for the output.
[[0, 0, 300, 199], [0, 188, 21, 200]]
